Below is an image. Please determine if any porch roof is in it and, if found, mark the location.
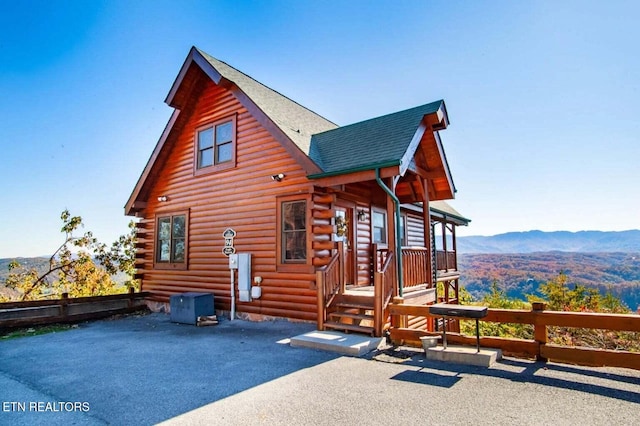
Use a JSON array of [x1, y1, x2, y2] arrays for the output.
[[308, 101, 447, 176], [402, 201, 471, 226]]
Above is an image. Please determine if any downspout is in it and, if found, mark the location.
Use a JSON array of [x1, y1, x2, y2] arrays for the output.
[[375, 169, 404, 297]]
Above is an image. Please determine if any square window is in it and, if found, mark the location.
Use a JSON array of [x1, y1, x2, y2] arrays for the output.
[[195, 116, 236, 173], [155, 213, 188, 267]]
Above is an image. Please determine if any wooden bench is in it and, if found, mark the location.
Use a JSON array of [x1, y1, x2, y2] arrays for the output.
[[429, 304, 488, 352]]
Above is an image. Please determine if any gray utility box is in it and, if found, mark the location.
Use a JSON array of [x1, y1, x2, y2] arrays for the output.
[[170, 292, 214, 325]]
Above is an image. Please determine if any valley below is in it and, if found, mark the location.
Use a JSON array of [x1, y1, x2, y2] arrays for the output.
[[457, 251, 640, 310]]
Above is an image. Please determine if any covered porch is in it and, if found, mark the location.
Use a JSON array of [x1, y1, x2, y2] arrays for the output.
[[315, 203, 468, 337], [307, 100, 468, 337]]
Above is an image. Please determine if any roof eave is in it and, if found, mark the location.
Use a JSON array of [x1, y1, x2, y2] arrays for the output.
[[307, 159, 401, 180], [125, 109, 181, 216]]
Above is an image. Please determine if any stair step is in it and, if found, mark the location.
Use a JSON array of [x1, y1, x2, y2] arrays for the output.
[[324, 321, 375, 336], [337, 294, 374, 307], [329, 312, 373, 321], [335, 302, 373, 311]]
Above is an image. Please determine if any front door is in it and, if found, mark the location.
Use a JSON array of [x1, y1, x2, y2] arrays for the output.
[[335, 205, 356, 286]]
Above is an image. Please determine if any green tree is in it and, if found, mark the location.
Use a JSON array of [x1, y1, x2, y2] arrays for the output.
[[461, 281, 533, 339], [3, 210, 138, 301]]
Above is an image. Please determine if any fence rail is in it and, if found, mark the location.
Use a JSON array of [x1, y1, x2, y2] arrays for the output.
[[389, 302, 640, 370], [0, 289, 150, 329]]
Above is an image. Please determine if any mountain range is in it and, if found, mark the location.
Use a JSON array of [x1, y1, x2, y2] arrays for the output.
[[456, 230, 640, 254]]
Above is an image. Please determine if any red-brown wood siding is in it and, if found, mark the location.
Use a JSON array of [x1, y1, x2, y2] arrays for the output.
[[136, 79, 320, 321]]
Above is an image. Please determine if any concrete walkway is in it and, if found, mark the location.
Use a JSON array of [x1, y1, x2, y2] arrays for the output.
[[1, 313, 638, 425]]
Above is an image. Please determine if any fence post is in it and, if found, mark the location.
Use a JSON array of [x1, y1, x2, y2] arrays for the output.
[[60, 293, 69, 320], [128, 287, 135, 308], [532, 302, 547, 362], [392, 296, 406, 329]]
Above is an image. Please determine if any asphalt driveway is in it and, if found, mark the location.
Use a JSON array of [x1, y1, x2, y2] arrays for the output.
[[0, 313, 638, 425]]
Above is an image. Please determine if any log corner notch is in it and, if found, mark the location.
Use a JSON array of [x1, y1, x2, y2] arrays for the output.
[[311, 190, 336, 269]]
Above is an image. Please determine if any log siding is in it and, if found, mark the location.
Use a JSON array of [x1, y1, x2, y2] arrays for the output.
[[136, 79, 319, 320]]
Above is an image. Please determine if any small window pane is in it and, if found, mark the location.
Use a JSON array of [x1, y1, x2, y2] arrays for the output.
[[159, 240, 170, 262], [158, 218, 171, 240], [216, 122, 232, 143], [173, 239, 185, 262], [285, 232, 306, 260], [373, 212, 385, 228], [198, 128, 213, 150], [199, 148, 213, 168], [172, 215, 185, 238], [283, 201, 305, 231], [217, 142, 232, 163]]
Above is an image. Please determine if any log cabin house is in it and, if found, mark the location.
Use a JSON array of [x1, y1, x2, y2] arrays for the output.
[[125, 47, 470, 336]]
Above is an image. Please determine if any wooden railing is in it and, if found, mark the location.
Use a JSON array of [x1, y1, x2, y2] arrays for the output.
[[388, 302, 640, 370], [401, 248, 430, 289], [316, 252, 341, 331], [436, 250, 456, 272], [0, 289, 150, 329], [374, 251, 395, 336]]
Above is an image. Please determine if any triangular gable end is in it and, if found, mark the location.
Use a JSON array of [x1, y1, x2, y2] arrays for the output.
[[125, 47, 337, 216], [308, 101, 455, 201]]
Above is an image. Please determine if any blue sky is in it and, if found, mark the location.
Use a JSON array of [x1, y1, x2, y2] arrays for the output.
[[1, 0, 638, 258]]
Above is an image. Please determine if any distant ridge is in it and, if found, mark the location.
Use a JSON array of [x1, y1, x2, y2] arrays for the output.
[[457, 230, 640, 254]]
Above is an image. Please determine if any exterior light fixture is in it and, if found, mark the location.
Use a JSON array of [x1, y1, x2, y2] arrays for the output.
[[271, 173, 285, 182], [157, 196, 168, 202], [358, 210, 367, 221]]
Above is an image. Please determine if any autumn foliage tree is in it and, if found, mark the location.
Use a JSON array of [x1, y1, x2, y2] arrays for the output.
[[2, 210, 138, 301], [461, 273, 639, 352]]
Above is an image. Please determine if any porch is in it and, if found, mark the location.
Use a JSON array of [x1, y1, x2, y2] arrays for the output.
[[316, 242, 462, 337]]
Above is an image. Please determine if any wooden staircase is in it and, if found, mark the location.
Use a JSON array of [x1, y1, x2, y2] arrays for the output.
[[324, 294, 375, 336]]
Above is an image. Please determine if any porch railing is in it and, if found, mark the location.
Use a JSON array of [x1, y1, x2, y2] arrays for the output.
[[316, 252, 341, 331], [374, 251, 395, 336], [402, 248, 431, 289], [436, 250, 457, 272]]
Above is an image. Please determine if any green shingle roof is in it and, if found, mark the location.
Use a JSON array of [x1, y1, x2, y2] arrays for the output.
[[308, 100, 444, 176]]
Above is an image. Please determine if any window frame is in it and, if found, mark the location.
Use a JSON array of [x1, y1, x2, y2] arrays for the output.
[[153, 210, 189, 270], [193, 114, 237, 176], [276, 194, 312, 273], [372, 209, 387, 245], [399, 213, 408, 247]]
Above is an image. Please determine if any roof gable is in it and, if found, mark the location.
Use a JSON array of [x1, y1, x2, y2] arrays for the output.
[[126, 47, 338, 215], [308, 101, 445, 175], [168, 47, 337, 158]]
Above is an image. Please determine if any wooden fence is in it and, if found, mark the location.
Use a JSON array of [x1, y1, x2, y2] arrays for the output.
[[389, 302, 640, 371], [0, 289, 150, 329]]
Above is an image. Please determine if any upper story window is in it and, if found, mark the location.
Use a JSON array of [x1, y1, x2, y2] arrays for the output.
[[195, 115, 236, 174], [155, 211, 189, 269]]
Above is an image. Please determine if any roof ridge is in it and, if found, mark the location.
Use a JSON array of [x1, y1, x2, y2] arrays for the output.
[[312, 100, 444, 137], [195, 47, 337, 129]]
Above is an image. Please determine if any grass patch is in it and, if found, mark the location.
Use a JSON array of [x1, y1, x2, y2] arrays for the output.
[[0, 323, 76, 340]]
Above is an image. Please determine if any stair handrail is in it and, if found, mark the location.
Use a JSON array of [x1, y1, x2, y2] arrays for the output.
[[316, 251, 341, 331], [374, 251, 395, 336]]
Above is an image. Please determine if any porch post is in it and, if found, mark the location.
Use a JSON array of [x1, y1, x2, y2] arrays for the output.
[[441, 221, 448, 271], [422, 177, 433, 286]]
